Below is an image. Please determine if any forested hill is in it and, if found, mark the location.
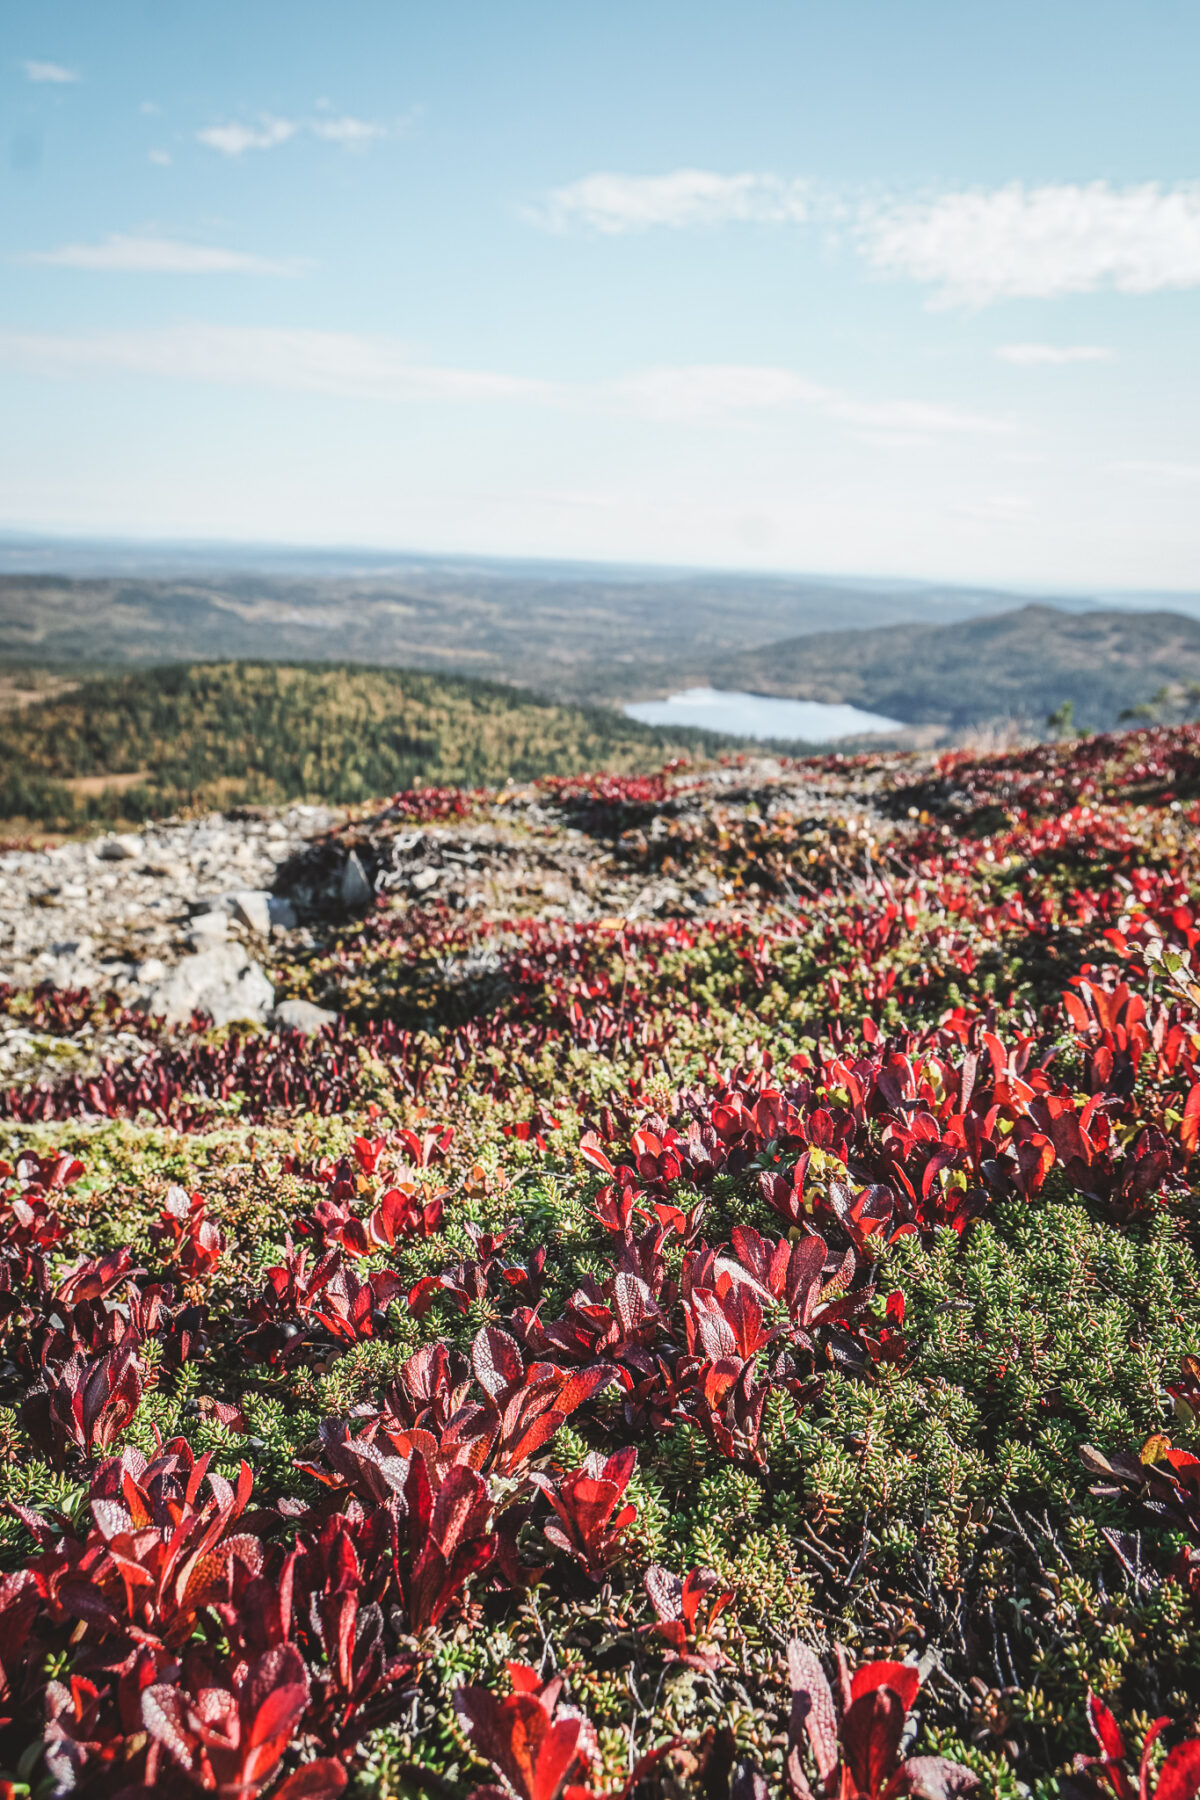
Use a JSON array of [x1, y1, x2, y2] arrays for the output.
[[720, 604, 1200, 732], [0, 660, 735, 828]]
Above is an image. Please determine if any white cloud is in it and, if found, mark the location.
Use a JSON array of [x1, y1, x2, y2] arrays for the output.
[[609, 363, 1006, 434], [22, 59, 78, 83], [529, 169, 811, 233], [0, 324, 1010, 443], [148, 149, 172, 167], [0, 325, 554, 404], [197, 112, 395, 156], [530, 169, 1200, 309], [860, 182, 1200, 305], [197, 117, 298, 157], [996, 343, 1114, 365], [309, 114, 386, 146], [16, 234, 304, 275]]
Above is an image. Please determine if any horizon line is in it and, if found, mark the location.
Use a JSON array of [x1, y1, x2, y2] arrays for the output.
[[3, 525, 1200, 603]]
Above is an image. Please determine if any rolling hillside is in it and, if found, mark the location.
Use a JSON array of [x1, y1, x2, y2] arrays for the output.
[[0, 659, 737, 828], [719, 603, 1200, 732], [0, 566, 1067, 703]]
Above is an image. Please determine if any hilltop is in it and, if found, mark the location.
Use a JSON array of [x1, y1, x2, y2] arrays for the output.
[[0, 659, 735, 829]]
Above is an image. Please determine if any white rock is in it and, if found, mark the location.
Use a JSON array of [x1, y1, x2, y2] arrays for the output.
[[411, 867, 440, 894], [187, 910, 228, 947], [94, 834, 143, 862], [273, 997, 337, 1035], [341, 851, 373, 908], [231, 890, 272, 935], [143, 944, 274, 1028], [136, 956, 167, 984]]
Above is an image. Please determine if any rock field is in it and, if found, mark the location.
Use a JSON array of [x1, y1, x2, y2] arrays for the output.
[[0, 759, 892, 1092]]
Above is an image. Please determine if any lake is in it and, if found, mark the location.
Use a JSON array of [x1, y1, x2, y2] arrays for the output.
[[624, 686, 903, 743]]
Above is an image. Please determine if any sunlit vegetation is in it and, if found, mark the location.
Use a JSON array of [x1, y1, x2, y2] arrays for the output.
[[0, 660, 730, 827], [3, 724, 1200, 1795]]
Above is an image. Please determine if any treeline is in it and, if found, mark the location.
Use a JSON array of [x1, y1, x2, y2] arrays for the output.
[[0, 660, 732, 827]]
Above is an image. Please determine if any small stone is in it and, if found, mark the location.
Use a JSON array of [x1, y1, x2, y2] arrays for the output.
[[411, 867, 440, 894], [94, 834, 143, 862], [136, 956, 167, 984], [273, 997, 337, 1035], [341, 851, 373, 909]]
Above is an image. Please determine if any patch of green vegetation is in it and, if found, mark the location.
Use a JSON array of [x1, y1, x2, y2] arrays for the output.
[[0, 658, 734, 826]]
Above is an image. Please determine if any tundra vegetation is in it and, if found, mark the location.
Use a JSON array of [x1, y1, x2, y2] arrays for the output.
[[2, 724, 1200, 1798]]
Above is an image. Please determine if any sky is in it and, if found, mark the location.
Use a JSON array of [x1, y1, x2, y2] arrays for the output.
[[2, 0, 1199, 589]]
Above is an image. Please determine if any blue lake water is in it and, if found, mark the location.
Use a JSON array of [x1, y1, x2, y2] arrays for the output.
[[624, 687, 903, 744]]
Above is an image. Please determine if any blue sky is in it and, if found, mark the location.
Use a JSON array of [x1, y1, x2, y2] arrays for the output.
[[3, 0, 1199, 587]]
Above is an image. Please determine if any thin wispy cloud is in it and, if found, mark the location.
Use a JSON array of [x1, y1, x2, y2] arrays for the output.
[[996, 343, 1114, 365], [22, 59, 79, 83], [609, 364, 1006, 434], [529, 169, 811, 233], [197, 112, 393, 156], [197, 117, 299, 156], [309, 115, 388, 146], [16, 235, 305, 275], [0, 323, 1007, 439], [0, 326, 553, 404], [859, 181, 1200, 305], [1115, 459, 1200, 486]]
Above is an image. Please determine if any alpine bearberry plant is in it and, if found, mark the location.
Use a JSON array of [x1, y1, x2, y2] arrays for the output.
[[2, 725, 1200, 1795]]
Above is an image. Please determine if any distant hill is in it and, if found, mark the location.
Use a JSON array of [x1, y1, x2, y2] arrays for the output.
[[719, 604, 1200, 733], [0, 568, 1076, 704], [0, 660, 738, 829]]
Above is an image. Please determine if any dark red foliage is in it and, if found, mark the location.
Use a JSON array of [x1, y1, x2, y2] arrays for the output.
[[1074, 1691, 1200, 1800], [21, 1344, 145, 1464], [141, 1642, 312, 1797], [785, 1643, 978, 1800], [455, 1661, 598, 1800], [151, 1185, 226, 1279], [531, 1447, 637, 1580], [642, 1564, 733, 1669]]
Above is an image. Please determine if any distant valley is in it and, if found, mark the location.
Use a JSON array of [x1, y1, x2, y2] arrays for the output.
[[0, 559, 1196, 748]]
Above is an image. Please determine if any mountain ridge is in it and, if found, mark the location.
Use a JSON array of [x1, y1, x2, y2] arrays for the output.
[[715, 603, 1200, 732]]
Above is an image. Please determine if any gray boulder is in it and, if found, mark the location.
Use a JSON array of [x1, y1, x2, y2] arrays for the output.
[[268, 895, 298, 931], [94, 834, 143, 862], [341, 851, 373, 909], [273, 997, 337, 1035], [143, 944, 274, 1028]]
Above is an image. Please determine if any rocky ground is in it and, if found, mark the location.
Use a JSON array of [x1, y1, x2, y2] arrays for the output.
[[0, 758, 897, 1090]]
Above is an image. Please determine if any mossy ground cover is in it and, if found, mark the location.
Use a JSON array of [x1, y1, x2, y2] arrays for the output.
[[2, 725, 1200, 1799]]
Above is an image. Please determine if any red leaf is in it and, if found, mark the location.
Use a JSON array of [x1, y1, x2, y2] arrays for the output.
[[1157, 1742, 1200, 1800], [272, 1758, 349, 1800]]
